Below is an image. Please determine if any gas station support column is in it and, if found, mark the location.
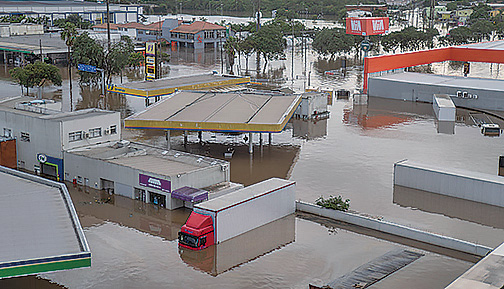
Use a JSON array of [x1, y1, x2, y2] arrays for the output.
[[248, 132, 253, 154]]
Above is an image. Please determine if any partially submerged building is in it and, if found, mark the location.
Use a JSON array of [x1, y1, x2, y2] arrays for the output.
[[0, 99, 121, 181], [65, 141, 229, 209], [0, 97, 230, 210]]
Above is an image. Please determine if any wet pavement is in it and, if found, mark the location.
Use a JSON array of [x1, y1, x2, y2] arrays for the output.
[[1, 18, 504, 287]]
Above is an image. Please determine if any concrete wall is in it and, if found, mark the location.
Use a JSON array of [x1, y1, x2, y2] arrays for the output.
[[394, 160, 504, 208], [369, 76, 504, 111], [61, 112, 121, 150], [0, 110, 62, 172], [297, 201, 492, 257]]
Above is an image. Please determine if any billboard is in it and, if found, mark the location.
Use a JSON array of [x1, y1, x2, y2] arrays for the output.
[[346, 17, 389, 36]]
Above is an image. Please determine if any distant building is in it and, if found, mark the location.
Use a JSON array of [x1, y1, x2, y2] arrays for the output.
[[345, 4, 388, 12], [0, 23, 44, 37], [170, 21, 227, 49], [92, 19, 228, 49], [0, 0, 143, 26]]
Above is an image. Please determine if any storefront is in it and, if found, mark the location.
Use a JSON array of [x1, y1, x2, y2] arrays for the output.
[[139, 173, 171, 208], [37, 153, 63, 181]]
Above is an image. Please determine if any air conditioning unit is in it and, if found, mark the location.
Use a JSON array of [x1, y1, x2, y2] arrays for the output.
[[104, 129, 110, 135], [83, 132, 89, 139]]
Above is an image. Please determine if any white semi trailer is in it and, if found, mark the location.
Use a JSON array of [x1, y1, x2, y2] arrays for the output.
[[178, 178, 296, 250]]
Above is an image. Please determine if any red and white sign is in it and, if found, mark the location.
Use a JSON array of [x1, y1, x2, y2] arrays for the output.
[[346, 17, 389, 36]]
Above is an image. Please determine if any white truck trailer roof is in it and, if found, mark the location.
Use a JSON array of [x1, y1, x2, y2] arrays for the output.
[[195, 178, 295, 212]]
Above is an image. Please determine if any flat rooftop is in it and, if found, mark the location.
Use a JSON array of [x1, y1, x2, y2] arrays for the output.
[[0, 166, 90, 279], [68, 141, 228, 177], [124, 91, 302, 133], [107, 73, 250, 98], [458, 40, 504, 50], [370, 72, 504, 92], [0, 1, 134, 10], [446, 242, 504, 288], [0, 33, 67, 54], [434, 94, 455, 108], [196, 178, 294, 212], [0, 97, 117, 121]]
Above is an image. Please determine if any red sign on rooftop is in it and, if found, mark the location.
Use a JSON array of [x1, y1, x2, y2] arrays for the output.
[[346, 17, 389, 36]]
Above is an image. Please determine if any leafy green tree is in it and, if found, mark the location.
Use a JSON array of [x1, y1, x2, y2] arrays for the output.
[[471, 19, 494, 41], [446, 2, 458, 11], [128, 52, 144, 67], [72, 32, 105, 83], [237, 37, 255, 73], [249, 22, 287, 72], [224, 36, 238, 74], [10, 62, 62, 95], [470, 3, 491, 21], [312, 28, 356, 57], [105, 36, 135, 82], [440, 26, 473, 45]]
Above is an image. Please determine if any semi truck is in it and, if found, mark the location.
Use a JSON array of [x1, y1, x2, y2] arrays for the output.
[[178, 178, 296, 250]]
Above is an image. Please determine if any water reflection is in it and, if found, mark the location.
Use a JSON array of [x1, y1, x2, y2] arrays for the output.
[[393, 185, 504, 230], [175, 142, 301, 186], [436, 120, 455, 134], [67, 182, 190, 240], [179, 214, 295, 276], [292, 118, 328, 140]]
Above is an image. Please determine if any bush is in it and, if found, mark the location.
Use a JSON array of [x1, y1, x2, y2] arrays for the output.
[[316, 195, 350, 212]]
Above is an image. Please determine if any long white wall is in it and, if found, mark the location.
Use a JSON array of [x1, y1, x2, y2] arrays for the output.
[[394, 160, 504, 208], [297, 201, 492, 257]]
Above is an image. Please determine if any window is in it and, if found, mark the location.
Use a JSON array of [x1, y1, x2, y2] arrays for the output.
[[69, 131, 83, 142], [204, 31, 215, 39], [20, 132, 30, 142], [89, 127, 102, 138], [3, 128, 12, 138], [110, 125, 117, 135]]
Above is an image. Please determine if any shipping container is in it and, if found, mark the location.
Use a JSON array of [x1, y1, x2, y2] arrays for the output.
[[179, 178, 295, 249]]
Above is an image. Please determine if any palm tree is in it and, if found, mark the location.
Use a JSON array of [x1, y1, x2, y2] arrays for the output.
[[61, 22, 78, 111]]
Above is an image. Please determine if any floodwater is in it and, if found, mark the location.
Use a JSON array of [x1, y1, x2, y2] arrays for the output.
[[1, 15, 504, 287]]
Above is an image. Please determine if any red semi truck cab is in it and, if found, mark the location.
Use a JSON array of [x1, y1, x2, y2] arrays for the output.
[[178, 212, 214, 250]]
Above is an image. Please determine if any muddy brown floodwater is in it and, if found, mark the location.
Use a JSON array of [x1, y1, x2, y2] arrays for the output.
[[1, 28, 504, 287]]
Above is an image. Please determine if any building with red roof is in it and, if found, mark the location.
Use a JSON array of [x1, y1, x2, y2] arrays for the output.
[[93, 19, 229, 49], [170, 21, 227, 49]]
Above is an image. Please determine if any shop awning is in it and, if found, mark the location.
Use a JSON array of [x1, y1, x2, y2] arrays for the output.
[[171, 186, 208, 203]]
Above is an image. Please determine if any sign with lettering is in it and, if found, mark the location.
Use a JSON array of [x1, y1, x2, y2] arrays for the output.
[[139, 174, 171, 193], [346, 17, 389, 36]]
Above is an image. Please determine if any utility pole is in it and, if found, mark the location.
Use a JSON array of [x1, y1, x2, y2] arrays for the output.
[[256, 0, 261, 31], [291, 20, 294, 84], [39, 39, 43, 61], [106, 0, 111, 52]]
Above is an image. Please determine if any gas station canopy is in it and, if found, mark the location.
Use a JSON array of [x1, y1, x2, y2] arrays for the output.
[[124, 91, 302, 133], [107, 73, 250, 98]]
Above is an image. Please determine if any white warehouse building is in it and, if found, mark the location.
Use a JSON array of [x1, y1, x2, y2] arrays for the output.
[[0, 98, 230, 210]]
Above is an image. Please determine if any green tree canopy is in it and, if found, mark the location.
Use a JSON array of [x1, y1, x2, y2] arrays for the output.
[[9, 62, 62, 94], [312, 28, 356, 57], [249, 21, 287, 71]]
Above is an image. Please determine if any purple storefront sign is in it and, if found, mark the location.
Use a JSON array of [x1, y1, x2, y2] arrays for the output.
[[139, 174, 171, 193]]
